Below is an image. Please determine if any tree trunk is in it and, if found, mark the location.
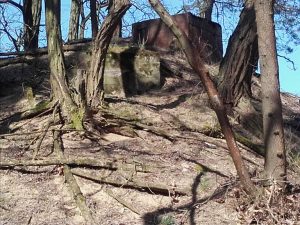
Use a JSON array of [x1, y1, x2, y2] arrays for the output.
[[219, 2, 258, 109], [68, 0, 82, 41], [45, 0, 83, 129], [79, 5, 90, 39], [86, 0, 131, 108], [149, 0, 256, 195], [112, 20, 122, 41], [90, 0, 98, 38], [23, 0, 41, 50], [23, 0, 33, 50], [31, 0, 41, 48], [254, 0, 286, 185], [199, 0, 214, 20]]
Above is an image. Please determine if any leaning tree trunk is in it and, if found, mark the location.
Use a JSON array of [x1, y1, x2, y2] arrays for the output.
[[86, 0, 131, 108], [149, 0, 256, 195], [45, 0, 83, 129], [254, 0, 286, 186], [218, 2, 258, 109], [68, 0, 82, 41]]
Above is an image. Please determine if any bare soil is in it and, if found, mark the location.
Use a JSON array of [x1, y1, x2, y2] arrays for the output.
[[1, 52, 300, 225]]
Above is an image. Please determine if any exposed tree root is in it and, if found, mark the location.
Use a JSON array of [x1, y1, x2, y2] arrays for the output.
[[32, 104, 59, 160], [53, 130, 95, 225]]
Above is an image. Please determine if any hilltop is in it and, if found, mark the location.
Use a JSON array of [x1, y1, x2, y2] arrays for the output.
[[0, 49, 299, 225]]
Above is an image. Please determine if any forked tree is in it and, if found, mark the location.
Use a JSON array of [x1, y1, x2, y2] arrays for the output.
[[45, 0, 131, 129], [45, 0, 83, 129]]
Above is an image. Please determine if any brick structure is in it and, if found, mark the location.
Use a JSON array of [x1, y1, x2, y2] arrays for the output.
[[132, 13, 223, 64]]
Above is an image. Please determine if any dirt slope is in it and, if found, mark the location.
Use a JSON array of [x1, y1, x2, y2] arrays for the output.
[[0, 51, 299, 225]]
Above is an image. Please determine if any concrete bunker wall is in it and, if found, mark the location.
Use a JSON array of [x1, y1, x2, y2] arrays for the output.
[[0, 43, 161, 97], [132, 13, 223, 64]]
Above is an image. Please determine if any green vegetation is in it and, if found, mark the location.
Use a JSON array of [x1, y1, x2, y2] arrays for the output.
[[158, 214, 176, 225], [201, 122, 223, 138], [235, 134, 265, 156], [70, 108, 84, 130]]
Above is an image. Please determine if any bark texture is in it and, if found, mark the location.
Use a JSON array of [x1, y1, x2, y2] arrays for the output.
[[90, 0, 98, 38], [254, 0, 286, 184], [68, 0, 81, 41], [219, 2, 258, 108], [149, 0, 255, 195], [45, 0, 83, 129], [23, 0, 41, 50], [86, 0, 131, 108]]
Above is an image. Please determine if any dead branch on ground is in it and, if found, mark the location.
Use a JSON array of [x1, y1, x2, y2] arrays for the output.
[[0, 157, 156, 173], [71, 169, 190, 196]]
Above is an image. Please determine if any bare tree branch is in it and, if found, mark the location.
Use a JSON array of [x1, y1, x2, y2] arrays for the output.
[[0, 0, 23, 13]]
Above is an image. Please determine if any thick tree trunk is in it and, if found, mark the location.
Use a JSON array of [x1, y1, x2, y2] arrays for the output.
[[23, 0, 41, 50], [68, 0, 81, 41], [219, 3, 258, 109], [254, 0, 286, 185], [149, 0, 255, 195], [90, 0, 98, 38], [45, 0, 83, 129], [86, 0, 131, 108]]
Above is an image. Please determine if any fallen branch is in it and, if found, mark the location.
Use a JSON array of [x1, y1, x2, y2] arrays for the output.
[[0, 157, 155, 173], [53, 130, 94, 225], [71, 169, 190, 196], [0, 128, 82, 138]]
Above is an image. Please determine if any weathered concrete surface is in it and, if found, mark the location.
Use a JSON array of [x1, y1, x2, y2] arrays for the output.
[[0, 43, 161, 97], [103, 46, 160, 97], [132, 12, 223, 64]]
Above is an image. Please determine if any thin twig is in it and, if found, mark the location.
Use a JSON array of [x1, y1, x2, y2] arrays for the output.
[[277, 54, 296, 70], [105, 188, 141, 215]]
